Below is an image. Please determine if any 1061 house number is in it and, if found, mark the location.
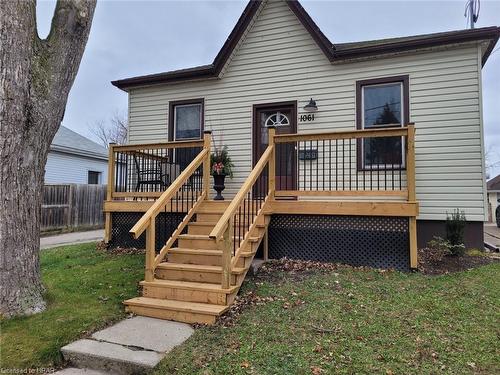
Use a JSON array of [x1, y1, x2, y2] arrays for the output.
[[300, 113, 315, 122]]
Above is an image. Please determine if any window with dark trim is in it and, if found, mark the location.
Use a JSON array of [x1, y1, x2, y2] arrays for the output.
[[356, 75, 409, 170], [87, 171, 101, 185], [168, 98, 204, 141]]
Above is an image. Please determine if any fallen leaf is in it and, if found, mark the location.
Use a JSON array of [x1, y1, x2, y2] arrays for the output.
[[310, 366, 323, 374]]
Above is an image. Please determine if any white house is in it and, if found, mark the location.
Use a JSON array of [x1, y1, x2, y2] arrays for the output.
[[45, 126, 108, 185], [487, 174, 500, 223]]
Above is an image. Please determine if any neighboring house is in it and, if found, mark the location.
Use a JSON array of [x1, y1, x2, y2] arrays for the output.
[[102, 0, 499, 324], [487, 175, 500, 222], [45, 126, 108, 185]]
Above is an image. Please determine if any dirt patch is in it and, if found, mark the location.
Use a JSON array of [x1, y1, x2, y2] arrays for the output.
[[419, 253, 499, 275], [96, 241, 144, 255]]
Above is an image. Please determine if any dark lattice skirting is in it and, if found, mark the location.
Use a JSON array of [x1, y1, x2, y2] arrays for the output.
[[268, 215, 410, 271], [110, 212, 185, 252]]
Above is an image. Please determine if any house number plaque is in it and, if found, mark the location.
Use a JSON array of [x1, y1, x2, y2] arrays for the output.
[[300, 113, 315, 122]]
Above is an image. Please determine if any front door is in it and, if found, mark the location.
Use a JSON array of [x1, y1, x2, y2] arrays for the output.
[[253, 102, 297, 193]]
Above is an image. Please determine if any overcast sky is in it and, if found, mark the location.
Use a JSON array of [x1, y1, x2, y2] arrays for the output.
[[36, 0, 500, 175]]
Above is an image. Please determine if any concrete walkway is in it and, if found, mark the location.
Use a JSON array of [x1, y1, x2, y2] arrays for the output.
[[40, 229, 104, 249], [59, 316, 194, 374], [485, 223, 500, 251]]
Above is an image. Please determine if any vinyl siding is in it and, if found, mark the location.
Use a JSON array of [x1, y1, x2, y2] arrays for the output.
[[127, 0, 486, 221], [45, 151, 108, 184]]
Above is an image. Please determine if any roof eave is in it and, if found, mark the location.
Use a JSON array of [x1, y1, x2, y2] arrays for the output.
[[111, 65, 216, 91], [333, 26, 500, 65], [50, 145, 108, 161]]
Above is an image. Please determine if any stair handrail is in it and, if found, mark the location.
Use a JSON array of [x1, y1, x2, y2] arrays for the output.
[[208, 145, 273, 241], [130, 131, 212, 282], [130, 148, 209, 239], [210, 127, 276, 288]]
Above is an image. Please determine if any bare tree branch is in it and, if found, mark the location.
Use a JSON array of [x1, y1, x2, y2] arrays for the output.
[[90, 113, 128, 147]]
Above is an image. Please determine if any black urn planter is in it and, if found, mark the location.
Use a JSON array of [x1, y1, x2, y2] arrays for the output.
[[213, 174, 226, 200]]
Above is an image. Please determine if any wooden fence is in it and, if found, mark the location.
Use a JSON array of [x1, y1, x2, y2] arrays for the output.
[[42, 184, 106, 232]]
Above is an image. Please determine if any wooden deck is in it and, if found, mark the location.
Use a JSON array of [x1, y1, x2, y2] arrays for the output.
[[104, 126, 418, 324]]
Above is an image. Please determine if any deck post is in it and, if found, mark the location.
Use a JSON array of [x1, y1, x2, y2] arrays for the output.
[[104, 143, 116, 243], [145, 217, 156, 282], [263, 226, 269, 261], [268, 126, 276, 199], [203, 131, 212, 200], [221, 218, 233, 289], [406, 123, 418, 269]]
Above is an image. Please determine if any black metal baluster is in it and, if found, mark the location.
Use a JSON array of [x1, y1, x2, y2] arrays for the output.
[[384, 161, 387, 191], [349, 138, 352, 190], [322, 140, 325, 191], [329, 140, 331, 191], [233, 213, 236, 256], [377, 159, 380, 191], [335, 140, 338, 191], [362, 145, 365, 191], [342, 139, 345, 191], [392, 147, 395, 191], [370, 159, 373, 190], [316, 140, 319, 191], [400, 157, 402, 190], [309, 140, 312, 191]]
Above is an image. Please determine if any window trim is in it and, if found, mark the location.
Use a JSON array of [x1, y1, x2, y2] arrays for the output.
[[168, 98, 205, 141], [87, 170, 101, 185], [356, 75, 410, 171]]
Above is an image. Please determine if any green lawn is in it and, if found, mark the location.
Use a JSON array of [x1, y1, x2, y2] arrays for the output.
[[1, 245, 498, 374], [155, 262, 500, 375], [0, 243, 144, 369]]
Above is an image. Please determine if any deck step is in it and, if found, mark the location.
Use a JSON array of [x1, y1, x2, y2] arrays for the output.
[[140, 279, 238, 305], [168, 248, 255, 258], [124, 297, 229, 324], [168, 247, 254, 267], [169, 248, 221, 255], [157, 262, 245, 274], [167, 248, 222, 266], [155, 262, 245, 284], [178, 234, 261, 242], [140, 279, 237, 293]]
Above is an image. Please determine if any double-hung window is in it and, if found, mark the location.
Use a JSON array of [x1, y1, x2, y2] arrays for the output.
[[168, 99, 204, 170], [357, 76, 409, 169], [169, 99, 203, 141]]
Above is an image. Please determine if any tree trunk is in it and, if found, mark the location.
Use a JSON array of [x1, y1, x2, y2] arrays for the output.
[[0, 0, 96, 317]]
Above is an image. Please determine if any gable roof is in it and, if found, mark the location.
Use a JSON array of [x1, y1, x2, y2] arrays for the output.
[[112, 0, 500, 91], [487, 174, 500, 191], [51, 126, 108, 161]]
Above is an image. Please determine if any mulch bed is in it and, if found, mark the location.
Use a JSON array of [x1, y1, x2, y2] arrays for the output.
[[418, 253, 499, 275]]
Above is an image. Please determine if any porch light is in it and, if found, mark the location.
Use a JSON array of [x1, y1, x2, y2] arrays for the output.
[[304, 98, 318, 112]]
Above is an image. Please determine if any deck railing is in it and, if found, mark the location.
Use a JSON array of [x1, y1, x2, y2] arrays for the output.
[[105, 124, 418, 273], [273, 124, 415, 201], [107, 140, 205, 201], [112, 132, 211, 281]]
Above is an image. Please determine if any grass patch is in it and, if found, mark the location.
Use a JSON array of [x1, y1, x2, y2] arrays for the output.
[[156, 263, 500, 374], [0, 243, 143, 369]]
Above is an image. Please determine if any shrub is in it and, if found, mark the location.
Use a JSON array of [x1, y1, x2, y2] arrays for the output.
[[418, 236, 452, 271], [446, 209, 466, 256]]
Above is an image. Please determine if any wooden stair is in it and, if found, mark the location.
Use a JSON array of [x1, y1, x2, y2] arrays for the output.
[[124, 200, 269, 324]]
